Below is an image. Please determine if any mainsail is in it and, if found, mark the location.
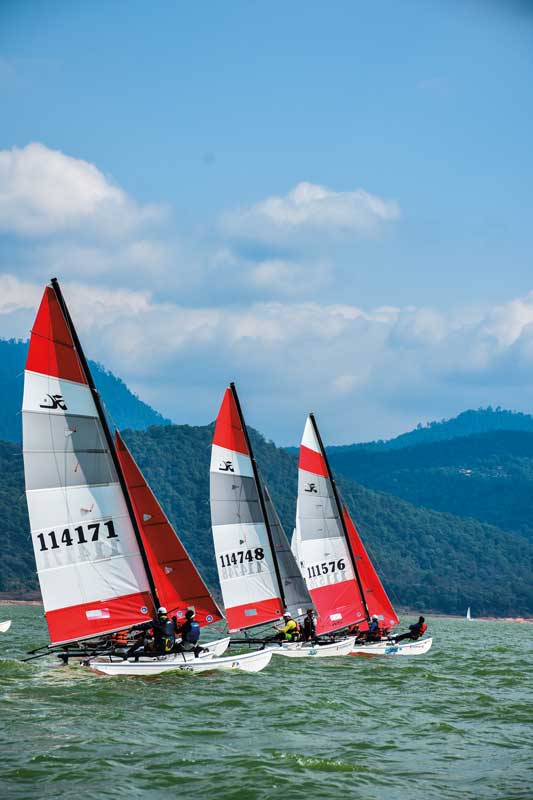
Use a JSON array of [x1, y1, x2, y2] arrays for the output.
[[22, 281, 157, 645], [294, 414, 369, 635], [115, 431, 223, 627], [210, 384, 313, 632], [342, 506, 399, 629]]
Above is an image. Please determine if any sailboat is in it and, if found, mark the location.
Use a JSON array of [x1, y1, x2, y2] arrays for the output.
[[466, 607, 472, 620], [293, 414, 432, 656], [209, 385, 355, 658], [22, 279, 271, 675]]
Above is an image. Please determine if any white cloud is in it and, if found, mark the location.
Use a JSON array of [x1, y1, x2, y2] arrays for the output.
[[220, 181, 400, 242], [4, 273, 533, 441], [0, 143, 165, 237]]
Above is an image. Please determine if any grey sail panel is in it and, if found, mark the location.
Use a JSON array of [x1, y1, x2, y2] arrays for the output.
[[262, 482, 314, 618]]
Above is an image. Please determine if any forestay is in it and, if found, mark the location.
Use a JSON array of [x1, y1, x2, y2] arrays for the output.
[[116, 431, 223, 627], [294, 415, 367, 635], [22, 284, 155, 645], [210, 386, 284, 632]]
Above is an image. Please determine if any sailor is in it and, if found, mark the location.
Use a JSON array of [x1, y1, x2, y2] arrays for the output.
[[128, 606, 176, 657], [174, 608, 204, 657], [367, 614, 383, 641], [273, 612, 299, 642], [393, 616, 428, 643], [302, 608, 317, 641]]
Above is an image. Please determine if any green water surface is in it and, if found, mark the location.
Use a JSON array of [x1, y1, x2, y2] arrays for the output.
[[1, 607, 531, 800]]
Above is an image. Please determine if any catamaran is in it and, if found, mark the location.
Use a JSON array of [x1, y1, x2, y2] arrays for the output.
[[22, 279, 272, 675], [293, 414, 432, 656], [209, 384, 355, 658]]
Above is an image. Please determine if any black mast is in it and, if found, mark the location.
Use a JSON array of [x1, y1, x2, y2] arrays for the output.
[[309, 412, 370, 623], [50, 277, 161, 611], [229, 382, 287, 612]]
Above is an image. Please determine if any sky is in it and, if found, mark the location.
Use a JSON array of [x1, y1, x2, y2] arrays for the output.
[[1, 0, 532, 444]]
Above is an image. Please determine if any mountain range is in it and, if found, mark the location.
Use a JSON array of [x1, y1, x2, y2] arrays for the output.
[[0, 339, 170, 442], [1, 338, 532, 617]]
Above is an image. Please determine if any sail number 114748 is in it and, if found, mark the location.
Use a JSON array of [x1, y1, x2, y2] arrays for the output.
[[36, 520, 118, 552]]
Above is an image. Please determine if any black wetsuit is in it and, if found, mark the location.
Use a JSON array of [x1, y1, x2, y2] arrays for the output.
[[303, 616, 316, 641], [394, 622, 425, 643]]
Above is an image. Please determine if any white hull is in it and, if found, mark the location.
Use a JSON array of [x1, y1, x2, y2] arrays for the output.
[[88, 647, 272, 676], [269, 636, 356, 658], [0, 619, 12, 633], [350, 637, 433, 656], [204, 636, 231, 656]]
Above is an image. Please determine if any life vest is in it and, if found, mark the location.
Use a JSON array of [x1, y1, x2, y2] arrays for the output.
[[416, 623, 428, 639], [284, 620, 298, 641], [183, 620, 201, 644], [112, 629, 129, 645], [155, 617, 176, 652]]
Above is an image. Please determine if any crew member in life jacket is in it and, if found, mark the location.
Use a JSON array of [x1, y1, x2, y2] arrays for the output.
[[127, 607, 176, 657], [273, 612, 299, 642], [393, 616, 428, 643], [174, 608, 204, 657], [366, 614, 383, 642], [302, 608, 317, 641]]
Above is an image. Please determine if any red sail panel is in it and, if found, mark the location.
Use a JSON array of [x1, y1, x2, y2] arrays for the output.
[[115, 432, 222, 627], [313, 580, 367, 636], [212, 388, 249, 455], [46, 591, 155, 646], [26, 286, 87, 384], [342, 506, 399, 630]]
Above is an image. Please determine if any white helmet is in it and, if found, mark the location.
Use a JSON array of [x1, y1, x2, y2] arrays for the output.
[[158, 606, 168, 614], [283, 611, 292, 618]]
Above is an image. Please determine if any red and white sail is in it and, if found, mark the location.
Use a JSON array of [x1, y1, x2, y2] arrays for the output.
[[22, 285, 155, 645], [209, 387, 283, 632], [294, 415, 367, 635], [342, 506, 399, 629], [115, 431, 223, 628]]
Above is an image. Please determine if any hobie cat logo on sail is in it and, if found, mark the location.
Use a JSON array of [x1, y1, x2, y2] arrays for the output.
[[219, 461, 234, 472], [305, 482, 318, 493], [39, 394, 67, 411]]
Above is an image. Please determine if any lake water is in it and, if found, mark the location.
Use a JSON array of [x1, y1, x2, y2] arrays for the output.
[[1, 606, 531, 799]]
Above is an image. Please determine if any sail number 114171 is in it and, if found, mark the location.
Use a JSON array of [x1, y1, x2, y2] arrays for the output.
[[36, 520, 118, 552]]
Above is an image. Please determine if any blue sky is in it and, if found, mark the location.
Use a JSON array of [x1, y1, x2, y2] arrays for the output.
[[1, 1, 532, 443]]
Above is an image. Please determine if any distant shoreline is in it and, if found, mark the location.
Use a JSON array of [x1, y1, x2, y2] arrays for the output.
[[0, 598, 531, 622]]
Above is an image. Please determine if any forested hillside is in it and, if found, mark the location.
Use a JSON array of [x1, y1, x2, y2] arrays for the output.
[[3, 424, 532, 617], [0, 339, 171, 442], [327, 408, 533, 452], [328, 430, 533, 541]]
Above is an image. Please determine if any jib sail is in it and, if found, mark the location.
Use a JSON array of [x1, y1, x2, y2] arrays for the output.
[[116, 431, 223, 628]]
